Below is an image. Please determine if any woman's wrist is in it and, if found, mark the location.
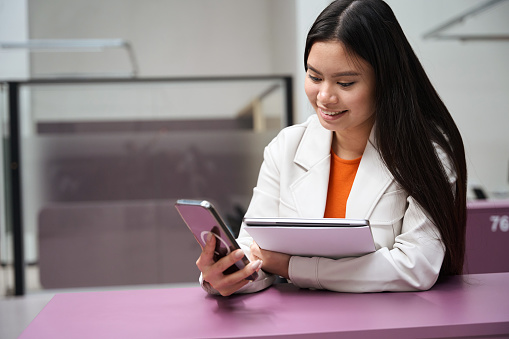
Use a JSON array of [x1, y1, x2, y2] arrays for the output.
[[262, 251, 290, 279]]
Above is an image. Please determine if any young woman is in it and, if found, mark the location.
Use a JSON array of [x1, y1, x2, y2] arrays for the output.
[[196, 0, 467, 296]]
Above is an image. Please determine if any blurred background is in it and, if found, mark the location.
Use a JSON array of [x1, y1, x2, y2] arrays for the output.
[[0, 0, 508, 298]]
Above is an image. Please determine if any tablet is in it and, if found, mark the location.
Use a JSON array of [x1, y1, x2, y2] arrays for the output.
[[244, 217, 370, 227], [243, 217, 375, 259], [175, 199, 257, 281]]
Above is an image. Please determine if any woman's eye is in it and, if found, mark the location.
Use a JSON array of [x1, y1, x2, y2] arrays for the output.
[[308, 74, 321, 82], [338, 82, 354, 88]]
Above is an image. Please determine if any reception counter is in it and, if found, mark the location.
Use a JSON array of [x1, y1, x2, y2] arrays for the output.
[[465, 199, 509, 274], [19, 272, 509, 338]]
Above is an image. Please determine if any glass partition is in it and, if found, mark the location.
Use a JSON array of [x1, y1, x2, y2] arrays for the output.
[[2, 76, 292, 295]]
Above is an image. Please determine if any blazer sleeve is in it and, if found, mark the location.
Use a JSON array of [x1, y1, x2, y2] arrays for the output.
[[288, 147, 455, 293], [288, 197, 445, 292]]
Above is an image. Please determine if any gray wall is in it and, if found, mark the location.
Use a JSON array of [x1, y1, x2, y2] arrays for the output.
[[28, 0, 296, 77]]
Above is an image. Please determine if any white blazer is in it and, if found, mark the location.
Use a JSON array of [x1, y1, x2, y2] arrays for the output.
[[203, 115, 452, 294]]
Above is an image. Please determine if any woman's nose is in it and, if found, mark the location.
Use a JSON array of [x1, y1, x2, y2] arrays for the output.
[[317, 84, 338, 104]]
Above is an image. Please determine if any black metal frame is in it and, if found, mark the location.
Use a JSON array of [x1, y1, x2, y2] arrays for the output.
[[2, 75, 293, 296], [7, 82, 25, 296]]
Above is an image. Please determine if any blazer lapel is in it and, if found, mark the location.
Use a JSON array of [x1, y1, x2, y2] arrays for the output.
[[290, 118, 333, 218], [346, 129, 393, 219], [288, 118, 393, 219]]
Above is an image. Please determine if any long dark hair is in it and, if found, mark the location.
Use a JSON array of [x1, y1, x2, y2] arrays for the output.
[[305, 0, 467, 275]]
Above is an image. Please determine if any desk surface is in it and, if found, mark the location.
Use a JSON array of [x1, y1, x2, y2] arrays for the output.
[[19, 273, 509, 338]]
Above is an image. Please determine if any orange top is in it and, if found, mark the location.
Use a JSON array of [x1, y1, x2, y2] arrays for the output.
[[323, 150, 361, 218]]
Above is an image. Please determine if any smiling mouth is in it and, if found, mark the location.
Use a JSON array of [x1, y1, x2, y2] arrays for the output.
[[320, 108, 348, 116]]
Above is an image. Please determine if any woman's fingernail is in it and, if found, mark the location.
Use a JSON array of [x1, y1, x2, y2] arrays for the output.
[[206, 232, 213, 242], [234, 250, 244, 259], [251, 260, 262, 271]]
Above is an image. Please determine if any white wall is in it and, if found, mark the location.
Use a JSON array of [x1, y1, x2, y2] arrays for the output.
[[294, 0, 331, 124], [28, 0, 296, 77], [0, 0, 29, 79]]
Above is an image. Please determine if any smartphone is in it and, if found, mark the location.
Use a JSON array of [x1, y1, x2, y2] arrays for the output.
[[175, 199, 258, 281]]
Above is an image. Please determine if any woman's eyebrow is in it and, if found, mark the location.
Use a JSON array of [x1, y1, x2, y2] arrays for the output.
[[307, 64, 361, 77]]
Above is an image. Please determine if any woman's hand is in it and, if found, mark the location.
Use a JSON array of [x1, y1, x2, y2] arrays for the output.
[[250, 241, 290, 279], [196, 233, 262, 296]]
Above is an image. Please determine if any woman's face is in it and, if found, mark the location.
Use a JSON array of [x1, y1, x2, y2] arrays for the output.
[[305, 41, 376, 138]]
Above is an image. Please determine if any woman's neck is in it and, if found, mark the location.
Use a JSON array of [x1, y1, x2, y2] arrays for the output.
[[332, 126, 372, 160]]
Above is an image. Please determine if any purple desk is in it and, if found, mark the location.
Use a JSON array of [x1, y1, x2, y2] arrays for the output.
[[19, 273, 509, 338]]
